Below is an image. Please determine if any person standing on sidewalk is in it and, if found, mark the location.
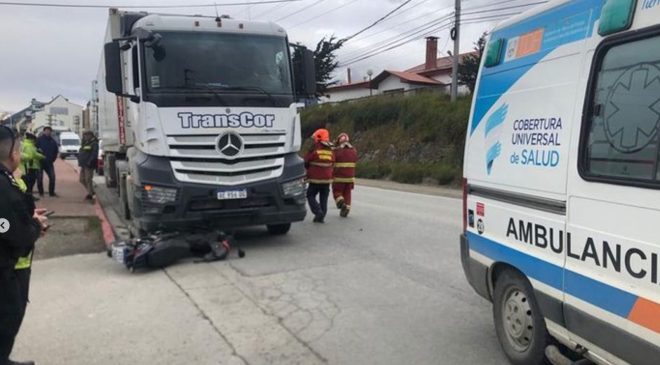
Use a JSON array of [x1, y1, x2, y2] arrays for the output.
[[304, 129, 334, 223], [332, 133, 358, 217], [0, 126, 49, 365], [78, 130, 99, 201], [36, 127, 58, 197], [19, 133, 44, 196]]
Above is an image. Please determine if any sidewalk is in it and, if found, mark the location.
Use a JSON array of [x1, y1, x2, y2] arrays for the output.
[[30, 159, 110, 260]]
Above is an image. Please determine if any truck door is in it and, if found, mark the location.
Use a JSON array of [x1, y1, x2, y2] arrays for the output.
[[566, 27, 660, 365]]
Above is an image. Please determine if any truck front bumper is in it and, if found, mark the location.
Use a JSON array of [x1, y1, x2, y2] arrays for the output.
[[460, 233, 492, 301], [128, 150, 307, 232]]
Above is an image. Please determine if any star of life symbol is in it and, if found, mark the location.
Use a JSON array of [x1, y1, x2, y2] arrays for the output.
[[604, 64, 660, 153], [0, 218, 10, 233], [216, 131, 244, 158]]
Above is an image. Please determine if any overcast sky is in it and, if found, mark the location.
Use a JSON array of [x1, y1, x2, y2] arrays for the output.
[[0, 0, 540, 112]]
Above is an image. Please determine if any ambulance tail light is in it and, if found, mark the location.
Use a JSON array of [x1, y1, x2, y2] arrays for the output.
[[462, 178, 468, 232]]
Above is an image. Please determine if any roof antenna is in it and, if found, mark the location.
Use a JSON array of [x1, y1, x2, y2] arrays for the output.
[[214, 2, 221, 22]]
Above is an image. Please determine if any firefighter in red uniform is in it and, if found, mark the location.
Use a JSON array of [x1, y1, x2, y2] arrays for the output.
[[332, 133, 357, 217], [304, 129, 335, 223]]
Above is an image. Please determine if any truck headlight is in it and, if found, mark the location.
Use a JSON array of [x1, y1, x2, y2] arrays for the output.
[[142, 185, 178, 204], [282, 178, 305, 197]]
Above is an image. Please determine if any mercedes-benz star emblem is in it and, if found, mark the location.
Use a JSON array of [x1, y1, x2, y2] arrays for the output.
[[216, 132, 244, 158]]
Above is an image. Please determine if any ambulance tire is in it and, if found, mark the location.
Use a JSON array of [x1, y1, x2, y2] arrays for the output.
[[267, 224, 291, 235], [493, 269, 551, 365]]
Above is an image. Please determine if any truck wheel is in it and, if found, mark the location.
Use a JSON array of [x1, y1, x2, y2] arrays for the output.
[[493, 269, 551, 365], [267, 224, 291, 235]]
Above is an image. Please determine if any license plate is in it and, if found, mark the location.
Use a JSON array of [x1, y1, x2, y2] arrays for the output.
[[111, 246, 126, 264], [217, 189, 247, 200]]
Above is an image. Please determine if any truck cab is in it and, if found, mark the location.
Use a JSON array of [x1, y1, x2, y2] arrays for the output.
[[96, 9, 316, 236]]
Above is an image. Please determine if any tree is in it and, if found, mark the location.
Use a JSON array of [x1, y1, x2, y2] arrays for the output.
[[458, 32, 488, 94], [312, 35, 345, 96]]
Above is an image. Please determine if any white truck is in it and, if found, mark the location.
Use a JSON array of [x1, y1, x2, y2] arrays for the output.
[[94, 8, 316, 236], [461, 0, 660, 364]]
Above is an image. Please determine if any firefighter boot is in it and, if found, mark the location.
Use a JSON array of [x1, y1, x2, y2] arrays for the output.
[[340, 205, 350, 218], [335, 196, 346, 210]]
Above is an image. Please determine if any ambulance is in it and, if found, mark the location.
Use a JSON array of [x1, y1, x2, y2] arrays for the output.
[[460, 0, 660, 364]]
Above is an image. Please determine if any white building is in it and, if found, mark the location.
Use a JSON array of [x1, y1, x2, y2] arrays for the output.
[[30, 95, 84, 135]]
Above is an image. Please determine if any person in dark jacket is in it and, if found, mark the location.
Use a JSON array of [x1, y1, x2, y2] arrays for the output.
[[35, 127, 58, 197], [0, 125, 48, 365], [78, 130, 99, 200], [304, 129, 335, 223]]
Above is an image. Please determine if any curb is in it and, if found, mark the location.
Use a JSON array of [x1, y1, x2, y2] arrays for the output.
[[94, 199, 117, 247]]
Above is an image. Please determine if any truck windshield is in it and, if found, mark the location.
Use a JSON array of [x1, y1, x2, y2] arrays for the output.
[[143, 31, 294, 107]]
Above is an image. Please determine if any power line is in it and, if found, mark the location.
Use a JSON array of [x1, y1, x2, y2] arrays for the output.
[[340, 12, 518, 66], [251, 0, 291, 18], [343, 0, 416, 41], [0, 0, 302, 8], [275, 0, 325, 22], [341, 11, 453, 59], [350, 0, 445, 42], [463, 1, 547, 16], [288, 0, 360, 29], [463, 0, 543, 11]]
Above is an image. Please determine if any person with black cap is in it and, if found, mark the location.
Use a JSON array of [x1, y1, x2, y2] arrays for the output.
[[0, 126, 49, 365]]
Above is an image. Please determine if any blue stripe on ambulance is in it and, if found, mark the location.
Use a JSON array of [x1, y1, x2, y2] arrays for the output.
[[467, 231, 639, 318]]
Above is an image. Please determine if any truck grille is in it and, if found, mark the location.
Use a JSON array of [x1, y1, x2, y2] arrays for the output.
[[167, 133, 287, 186]]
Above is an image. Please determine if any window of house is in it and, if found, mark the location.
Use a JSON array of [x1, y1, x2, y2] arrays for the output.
[[581, 30, 660, 186]]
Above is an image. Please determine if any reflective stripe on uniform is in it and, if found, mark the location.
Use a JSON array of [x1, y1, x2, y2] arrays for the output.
[[15, 252, 32, 270], [335, 162, 356, 168], [317, 150, 333, 156], [82, 146, 92, 150], [308, 179, 333, 184], [333, 177, 355, 183], [310, 162, 333, 168]]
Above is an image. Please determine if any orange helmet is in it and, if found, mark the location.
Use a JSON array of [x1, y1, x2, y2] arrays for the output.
[[336, 133, 350, 144], [312, 128, 330, 143]]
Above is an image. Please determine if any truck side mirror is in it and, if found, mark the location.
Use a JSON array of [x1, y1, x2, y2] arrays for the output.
[[293, 47, 317, 99], [104, 41, 123, 95]]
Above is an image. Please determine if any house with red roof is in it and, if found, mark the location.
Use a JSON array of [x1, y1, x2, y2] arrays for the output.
[[323, 37, 476, 103]]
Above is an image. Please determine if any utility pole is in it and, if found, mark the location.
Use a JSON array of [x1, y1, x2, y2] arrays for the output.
[[450, 0, 461, 102]]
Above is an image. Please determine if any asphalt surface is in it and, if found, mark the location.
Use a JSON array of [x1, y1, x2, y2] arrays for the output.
[[13, 184, 509, 365]]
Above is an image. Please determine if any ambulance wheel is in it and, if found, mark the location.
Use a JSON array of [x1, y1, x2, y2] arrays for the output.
[[267, 223, 291, 235], [493, 269, 551, 365]]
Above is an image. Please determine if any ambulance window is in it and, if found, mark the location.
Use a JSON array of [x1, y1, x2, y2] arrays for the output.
[[582, 33, 660, 184]]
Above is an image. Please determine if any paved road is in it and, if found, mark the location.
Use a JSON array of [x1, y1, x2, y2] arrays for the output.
[[14, 184, 509, 365]]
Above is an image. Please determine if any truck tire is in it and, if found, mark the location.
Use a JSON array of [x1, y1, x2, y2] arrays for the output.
[[267, 223, 291, 235], [119, 173, 131, 221], [493, 269, 551, 365], [105, 154, 117, 188]]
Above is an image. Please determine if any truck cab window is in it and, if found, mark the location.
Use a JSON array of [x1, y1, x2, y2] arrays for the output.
[[582, 33, 660, 184]]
